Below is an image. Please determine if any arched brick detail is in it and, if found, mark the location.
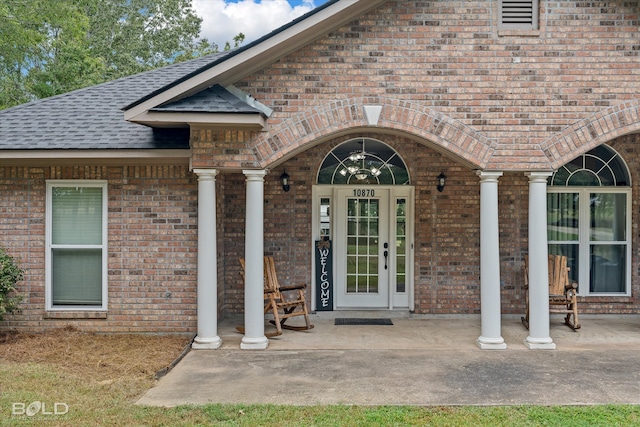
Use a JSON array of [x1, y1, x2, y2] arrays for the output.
[[542, 99, 640, 169], [252, 97, 495, 169]]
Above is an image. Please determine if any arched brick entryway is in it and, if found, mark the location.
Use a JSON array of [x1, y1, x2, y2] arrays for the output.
[[542, 100, 640, 169], [252, 96, 495, 170]]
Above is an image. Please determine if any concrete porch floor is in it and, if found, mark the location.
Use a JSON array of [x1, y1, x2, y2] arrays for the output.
[[216, 313, 640, 351], [138, 314, 640, 407]]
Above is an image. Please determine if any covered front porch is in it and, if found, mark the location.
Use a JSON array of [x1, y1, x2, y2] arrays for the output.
[[215, 313, 640, 352]]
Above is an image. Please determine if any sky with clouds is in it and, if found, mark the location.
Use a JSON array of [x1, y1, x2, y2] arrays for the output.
[[193, 0, 331, 48]]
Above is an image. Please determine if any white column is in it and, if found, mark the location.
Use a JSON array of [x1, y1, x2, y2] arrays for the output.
[[476, 171, 507, 350], [192, 169, 222, 350], [241, 170, 269, 350], [525, 172, 556, 349]]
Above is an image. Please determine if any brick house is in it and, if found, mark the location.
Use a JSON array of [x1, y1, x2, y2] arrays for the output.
[[1, 0, 639, 350]]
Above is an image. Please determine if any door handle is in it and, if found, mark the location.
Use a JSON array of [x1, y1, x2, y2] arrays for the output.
[[383, 242, 388, 270]]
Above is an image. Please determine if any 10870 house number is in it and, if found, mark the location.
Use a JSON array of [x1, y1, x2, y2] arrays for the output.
[[353, 188, 375, 197]]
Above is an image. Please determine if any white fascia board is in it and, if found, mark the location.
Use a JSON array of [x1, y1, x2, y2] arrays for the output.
[[130, 112, 267, 130], [124, 0, 388, 121]]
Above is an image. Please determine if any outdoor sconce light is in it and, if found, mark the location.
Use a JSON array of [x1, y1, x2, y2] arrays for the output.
[[280, 170, 290, 192], [437, 172, 446, 192]]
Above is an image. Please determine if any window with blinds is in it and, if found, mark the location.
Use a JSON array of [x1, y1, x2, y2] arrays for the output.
[[46, 181, 108, 309], [499, 0, 539, 30]]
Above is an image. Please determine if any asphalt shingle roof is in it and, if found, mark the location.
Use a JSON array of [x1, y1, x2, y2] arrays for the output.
[[151, 85, 262, 114], [0, 52, 232, 150]]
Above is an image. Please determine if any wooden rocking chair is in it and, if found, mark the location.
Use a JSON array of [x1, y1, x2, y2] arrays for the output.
[[521, 254, 581, 331], [237, 256, 314, 337]]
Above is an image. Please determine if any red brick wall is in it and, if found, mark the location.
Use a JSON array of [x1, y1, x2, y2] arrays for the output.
[[221, 133, 640, 316], [0, 164, 199, 333]]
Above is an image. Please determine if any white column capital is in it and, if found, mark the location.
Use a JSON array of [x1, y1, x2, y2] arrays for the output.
[[525, 171, 553, 183], [193, 168, 219, 179], [476, 170, 503, 182], [243, 169, 269, 181]]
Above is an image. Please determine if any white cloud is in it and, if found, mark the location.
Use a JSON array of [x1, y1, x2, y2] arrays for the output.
[[193, 1, 319, 49]]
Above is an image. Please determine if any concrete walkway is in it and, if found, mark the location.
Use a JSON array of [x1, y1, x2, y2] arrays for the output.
[[138, 315, 640, 406]]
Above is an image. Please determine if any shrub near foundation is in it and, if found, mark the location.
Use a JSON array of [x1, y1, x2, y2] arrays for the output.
[[0, 247, 24, 321]]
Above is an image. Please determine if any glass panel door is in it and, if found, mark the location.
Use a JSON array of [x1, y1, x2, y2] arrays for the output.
[[336, 188, 389, 308], [346, 198, 380, 295]]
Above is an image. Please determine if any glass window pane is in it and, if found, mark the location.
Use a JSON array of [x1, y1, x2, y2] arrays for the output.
[[347, 255, 357, 274], [52, 187, 103, 245], [584, 156, 605, 176], [317, 138, 410, 185], [347, 275, 356, 293], [590, 245, 626, 293], [358, 275, 367, 293], [347, 219, 357, 236], [551, 167, 570, 186], [590, 193, 626, 242], [547, 193, 579, 242], [52, 248, 102, 305], [320, 198, 331, 238], [568, 170, 599, 186], [357, 237, 369, 254], [396, 197, 407, 293]]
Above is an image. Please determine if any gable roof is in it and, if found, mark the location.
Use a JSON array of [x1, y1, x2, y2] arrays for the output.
[[0, 0, 389, 155], [138, 84, 268, 129], [151, 85, 262, 114], [123, 0, 388, 124]]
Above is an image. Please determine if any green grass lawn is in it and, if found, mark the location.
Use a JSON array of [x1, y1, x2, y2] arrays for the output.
[[2, 361, 640, 426]]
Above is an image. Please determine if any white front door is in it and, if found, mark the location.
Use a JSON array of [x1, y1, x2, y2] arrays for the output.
[[312, 185, 414, 311], [335, 188, 390, 308]]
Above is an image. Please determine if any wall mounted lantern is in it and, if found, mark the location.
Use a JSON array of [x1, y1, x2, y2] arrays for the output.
[[280, 170, 291, 192], [437, 172, 446, 192]]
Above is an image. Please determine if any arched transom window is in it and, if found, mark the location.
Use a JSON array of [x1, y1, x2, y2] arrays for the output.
[[317, 138, 410, 185], [549, 144, 630, 187], [547, 144, 631, 296]]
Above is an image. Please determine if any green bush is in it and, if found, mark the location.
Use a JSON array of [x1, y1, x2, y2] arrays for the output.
[[0, 247, 24, 321]]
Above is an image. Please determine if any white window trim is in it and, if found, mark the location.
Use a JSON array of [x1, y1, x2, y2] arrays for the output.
[[548, 187, 632, 297], [45, 180, 108, 311]]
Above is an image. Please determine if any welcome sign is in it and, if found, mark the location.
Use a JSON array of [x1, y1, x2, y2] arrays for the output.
[[315, 239, 333, 311]]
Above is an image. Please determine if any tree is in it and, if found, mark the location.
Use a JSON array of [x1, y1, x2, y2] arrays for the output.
[[75, 0, 204, 80], [0, 1, 100, 107], [0, 248, 23, 321], [0, 0, 241, 110]]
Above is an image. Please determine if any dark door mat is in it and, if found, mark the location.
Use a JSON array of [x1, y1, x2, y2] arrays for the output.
[[335, 318, 393, 326]]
